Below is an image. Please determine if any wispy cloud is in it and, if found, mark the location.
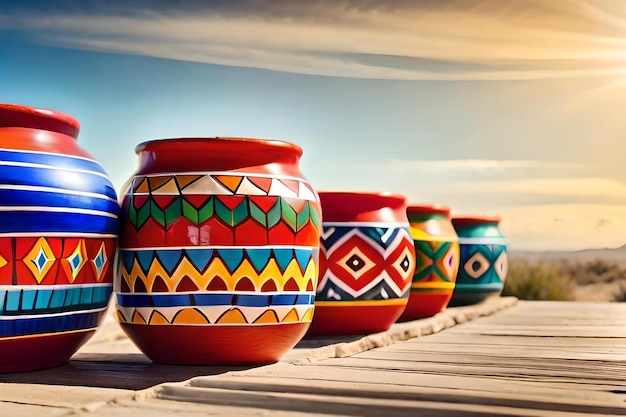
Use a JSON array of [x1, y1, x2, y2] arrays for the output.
[[2, 0, 626, 80], [386, 159, 583, 173], [437, 177, 626, 205]]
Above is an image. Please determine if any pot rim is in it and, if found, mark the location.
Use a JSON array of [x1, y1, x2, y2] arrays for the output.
[[407, 203, 450, 216], [135, 136, 303, 156], [0, 103, 80, 138], [318, 190, 406, 203], [451, 214, 502, 225]]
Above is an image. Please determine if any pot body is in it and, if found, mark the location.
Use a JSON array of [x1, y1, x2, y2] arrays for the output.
[[0, 104, 118, 372], [307, 192, 415, 336], [398, 205, 459, 321], [449, 216, 508, 306], [117, 137, 321, 365]]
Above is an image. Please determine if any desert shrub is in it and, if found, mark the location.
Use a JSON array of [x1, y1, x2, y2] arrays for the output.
[[612, 284, 626, 302], [560, 259, 626, 285], [502, 259, 576, 301]]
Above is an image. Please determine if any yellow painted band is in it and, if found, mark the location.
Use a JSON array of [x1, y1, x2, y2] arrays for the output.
[[315, 299, 407, 307]]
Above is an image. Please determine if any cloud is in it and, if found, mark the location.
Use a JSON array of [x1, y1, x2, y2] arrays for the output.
[[385, 159, 583, 173], [440, 177, 626, 199], [2, 0, 626, 80], [412, 176, 626, 208]]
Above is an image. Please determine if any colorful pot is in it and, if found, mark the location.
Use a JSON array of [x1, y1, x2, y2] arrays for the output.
[[307, 192, 415, 336], [449, 215, 508, 306], [117, 137, 321, 365], [0, 103, 118, 372], [398, 204, 459, 321]]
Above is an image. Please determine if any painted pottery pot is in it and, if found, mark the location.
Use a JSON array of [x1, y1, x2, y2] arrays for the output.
[[307, 192, 415, 336], [398, 204, 459, 321], [449, 215, 508, 306], [117, 137, 322, 365], [0, 103, 118, 372]]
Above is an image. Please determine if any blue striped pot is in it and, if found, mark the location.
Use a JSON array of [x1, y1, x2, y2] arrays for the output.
[[0, 103, 118, 372]]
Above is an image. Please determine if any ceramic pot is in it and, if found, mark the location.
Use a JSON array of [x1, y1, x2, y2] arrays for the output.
[[398, 204, 459, 321], [307, 192, 415, 335], [0, 103, 118, 372], [117, 137, 322, 365], [449, 215, 508, 306]]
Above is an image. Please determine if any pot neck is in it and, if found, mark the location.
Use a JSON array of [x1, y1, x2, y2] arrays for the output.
[[134, 137, 304, 176], [319, 192, 408, 223], [0, 103, 79, 138], [407, 204, 451, 222]]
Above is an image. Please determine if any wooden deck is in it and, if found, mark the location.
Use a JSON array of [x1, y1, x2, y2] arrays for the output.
[[2, 298, 626, 416]]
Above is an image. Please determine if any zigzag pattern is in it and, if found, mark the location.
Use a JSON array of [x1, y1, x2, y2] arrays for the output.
[[118, 248, 319, 293], [317, 226, 415, 301], [132, 174, 318, 200], [126, 194, 321, 231]]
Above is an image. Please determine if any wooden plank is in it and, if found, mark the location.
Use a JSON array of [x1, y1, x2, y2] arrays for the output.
[[240, 363, 624, 403], [0, 383, 126, 409], [0, 401, 68, 417], [145, 300, 626, 416], [152, 382, 617, 417], [0, 358, 248, 391], [449, 325, 626, 337], [75, 397, 334, 417], [381, 341, 626, 361], [356, 350, 626, 377], [6, 299, 626, 416]]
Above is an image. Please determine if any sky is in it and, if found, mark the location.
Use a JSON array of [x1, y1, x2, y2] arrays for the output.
[[1, 0, 626, 251]]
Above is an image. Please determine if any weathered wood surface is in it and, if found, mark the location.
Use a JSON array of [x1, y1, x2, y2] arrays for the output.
[[2, 298, 626, 416]]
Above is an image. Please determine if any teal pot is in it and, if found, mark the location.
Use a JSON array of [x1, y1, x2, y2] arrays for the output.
[[449, 215, 507, 306]]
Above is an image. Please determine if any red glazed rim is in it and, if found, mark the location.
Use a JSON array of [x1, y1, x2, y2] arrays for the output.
[[0, 103, 80, 138], [134, 137, 305, 174], [451, 214, 502, 225], [136, 137, 303, 157], [318, 191, 406, 206], [318, 191, 407, 222], [407, 204, 450, 216]]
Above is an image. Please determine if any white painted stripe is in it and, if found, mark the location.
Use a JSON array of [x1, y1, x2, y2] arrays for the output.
[[457, 237, 507, 244], [0, 147, 103, 165], [0, 184, 117, 202], [0, 206, 118, 218], [0, 306, 108, 320], [0, 232, 117, 238], [119, 244, 319, 251], [137, 171, 310, 182], [322, 221, 410, 228], [0, 283, 112, 291], [0, 160, 110, 179]]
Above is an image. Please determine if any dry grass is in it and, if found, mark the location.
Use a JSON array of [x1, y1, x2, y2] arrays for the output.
[[503, 258, 626, 302]]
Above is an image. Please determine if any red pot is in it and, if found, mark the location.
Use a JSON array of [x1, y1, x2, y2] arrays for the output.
[[397, 204, 459, 321], [307, 191, 415, 335], [117, 137, 322, 365]]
